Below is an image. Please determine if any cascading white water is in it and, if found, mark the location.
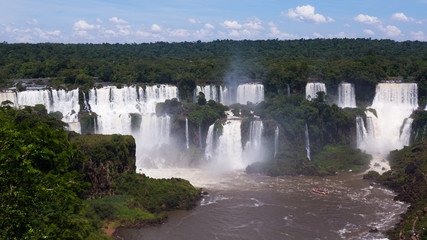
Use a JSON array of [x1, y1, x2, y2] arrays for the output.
[[274, 126, 279, 158], [219, 86, 236, 105], [195, 83, 264, 106], [195, 85, 220, 102], [198, 124, 203, 148], [243, 120, 264, 164], [82, 91, 91, 113], [287, 84, 290, 96], [0, 91, 17, 105], [204, 119, 265, 171], [305, 123, 311, 161], [356, 116, 368, 149], [399, 118, 414, 146], [357, 83, 418, 173], [87, 85, 178, 169], [338, 82, 356, 108], [306, 82, 326, 100], [205, 125, 215, 161], [185, 117, 189, 149], [0, 89, 81, 132], [206, 120, 244, 170], [236, 83, 264, 105]]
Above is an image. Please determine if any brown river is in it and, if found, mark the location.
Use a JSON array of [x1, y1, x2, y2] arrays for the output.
[[116, 169, 407, 240]]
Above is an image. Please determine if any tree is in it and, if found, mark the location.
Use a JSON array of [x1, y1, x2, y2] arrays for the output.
[[0, 107, 91, 239]]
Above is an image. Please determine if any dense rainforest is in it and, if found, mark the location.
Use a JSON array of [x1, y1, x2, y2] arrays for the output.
[[0, 104, 200, 239], [0, 39, 426, 103]]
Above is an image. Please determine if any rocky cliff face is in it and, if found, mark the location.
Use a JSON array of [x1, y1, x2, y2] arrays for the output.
[[68, 133, 136, 199]]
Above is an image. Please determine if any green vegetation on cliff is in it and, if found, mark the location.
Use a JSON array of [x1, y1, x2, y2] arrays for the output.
[[365, 140, 427, 240], [0, 105, 201, 239], [246, 94, 370, 176]]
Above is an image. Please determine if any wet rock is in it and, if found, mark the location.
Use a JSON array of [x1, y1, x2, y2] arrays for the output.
[[369, 227, 379, 233]]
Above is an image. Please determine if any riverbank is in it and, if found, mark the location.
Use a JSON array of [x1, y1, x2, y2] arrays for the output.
[[118, 169, 407, 239], [364, 140, 427, 239]]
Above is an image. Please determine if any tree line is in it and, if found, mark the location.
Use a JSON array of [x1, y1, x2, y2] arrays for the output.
[[0, 39, 426, 101]]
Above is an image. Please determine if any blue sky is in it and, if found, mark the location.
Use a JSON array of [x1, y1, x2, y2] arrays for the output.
[[0, 0, 426, 43]]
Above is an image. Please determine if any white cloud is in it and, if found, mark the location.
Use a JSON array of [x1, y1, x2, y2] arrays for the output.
[[204, 23, 215, 29], [379, 25, 402, 37], [34, 27, 61, 39], [313, 32, 323, 38], [268, 22, 296, 39], [188, 18, 200, 24], [391, 13, 421, 24], [73, 20, 96, 30], [74, 30, 89, 37], [116, 25, 131, 36], [169, 29, 190, 37], [353, 14, 382, 25], [244, 18, 264, 30], [364, 29, 375, 35], [229, 30, 240, 37], [343, 24, 351, 28], [221, 20, 242, 29], [105, 30, 117, 36], [96, 18, 103, 24], [26, 19, 38, 25], [284, 5, 334, 23], [151, 24, 162, 32], [16, 35, 33, 42], [410, 31, 425, 41], [391, 13, 409, 22], [109, 17, 128, 24]]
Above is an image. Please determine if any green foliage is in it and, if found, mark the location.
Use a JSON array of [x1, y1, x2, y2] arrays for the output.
[[114, 172, 200, 213], [68, 133, 136, 199], [312, 145, 371, 174], [80, 112, 99, 134], [410, 111, 427, 144], [363, 170, 380, 180], [247, 94, 362, 176], [0, 106, 95, 239], [371, 140, 427, 240], [156, 98, 181, 116], [0, 40, 425, 105], [197, 92, 206, 105], [187, 101, 228, 127]]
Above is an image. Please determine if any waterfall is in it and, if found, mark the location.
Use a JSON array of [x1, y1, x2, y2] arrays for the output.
[[82, 91, 91, 113], [305, 123, 311, 161], [287, 84, 290, 96], [87, 85, 178, 169], [205, 125, 215, 161], [204, 119, 264, 170], [196, 83, 264, 106], [338, 82, 356, 108], [399, 118, 414, 146], [207, 120, 244, 170], [367, 83, 418, 154], [274, 126, 279, 158], [236, 83, 264, 105], [0, 89, 81, 132], [185, 117, 189, 149], [356, 83, 418, 172], [198, 124, 203, 148], [356, 116, 368, 149], [194, 85, 220, 102], [305, 82, 326, 100], [243, 120, 264, 164], [0, 91, 17, 105]]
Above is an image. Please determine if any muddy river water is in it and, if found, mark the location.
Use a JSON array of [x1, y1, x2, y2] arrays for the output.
[[116, 169, 407, 240]]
